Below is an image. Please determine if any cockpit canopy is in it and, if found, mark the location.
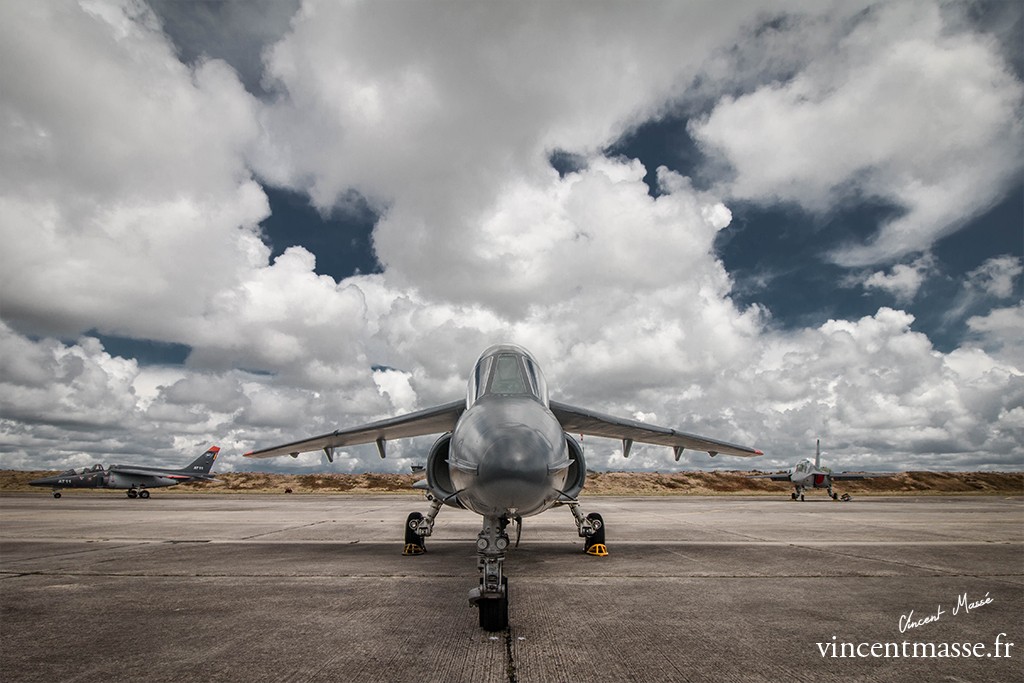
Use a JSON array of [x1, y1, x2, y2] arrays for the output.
[[61, 464, 105, 476], [467, 344, 549, 408]]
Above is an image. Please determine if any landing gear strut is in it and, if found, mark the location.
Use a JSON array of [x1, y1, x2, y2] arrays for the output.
[[469, 515, 510, 632], [567, 502, 608, 556], [402, 497, 442, 555]]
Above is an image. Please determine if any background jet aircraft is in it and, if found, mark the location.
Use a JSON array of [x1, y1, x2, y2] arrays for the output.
[[246, 343, 761, 631], [749, 440, 889, 501], [30, 446, 220, 498]]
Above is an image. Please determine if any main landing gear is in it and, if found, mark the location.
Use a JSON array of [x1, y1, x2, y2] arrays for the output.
[[402, 498, 442, 555], [568, 503, 607, 556], [126, 489, 150, 499], [52, 491, 62, 498]]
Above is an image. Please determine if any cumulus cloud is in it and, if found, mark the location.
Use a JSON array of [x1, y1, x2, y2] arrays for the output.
[[0, 1, 271, 341], [1, 1, 1021, 476], [690, 2, 1024, 266]]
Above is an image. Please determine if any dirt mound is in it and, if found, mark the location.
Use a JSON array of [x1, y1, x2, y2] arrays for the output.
[[579, 470, 1023, 495], [2, 469, 1020, 496]]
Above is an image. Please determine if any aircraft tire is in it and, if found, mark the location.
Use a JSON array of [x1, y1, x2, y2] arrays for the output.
[[140, 490, 150, 499], [404, 512, 425, 551], [53, 492, 61, 499], [584, 512, 605, 552], [478, 577, 509, 632], [791, 492, 798, 500], [799, 494, 805, 501], [127, 489, 138, 499]]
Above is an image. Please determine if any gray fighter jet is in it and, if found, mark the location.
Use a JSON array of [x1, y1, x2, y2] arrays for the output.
[[30, 446, 220, 498], [246, 344, 761, 631], [749, 440, 889, 501]]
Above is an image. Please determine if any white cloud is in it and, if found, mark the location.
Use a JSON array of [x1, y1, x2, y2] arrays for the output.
[[690, 2, 1024, 266], [862, 254, 935, 303], [0, 1, 271, 341], [0, 1, 1021, 476], [966, 304, 1024, 369], [966, 255, 1022, 299]]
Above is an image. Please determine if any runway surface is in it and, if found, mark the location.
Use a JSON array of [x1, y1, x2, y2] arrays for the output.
[[1, 493, 1021, 682]]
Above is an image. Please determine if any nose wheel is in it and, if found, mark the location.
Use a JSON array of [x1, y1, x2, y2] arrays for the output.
[[477, 577, 508, 632]]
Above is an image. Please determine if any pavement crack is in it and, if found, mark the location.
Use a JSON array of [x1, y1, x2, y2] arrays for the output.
[[240, 520, 330, 540], [505, 629, 517, 683]]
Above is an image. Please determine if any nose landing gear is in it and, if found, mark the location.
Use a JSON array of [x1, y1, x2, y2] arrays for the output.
[[469, 515, 510, 632]]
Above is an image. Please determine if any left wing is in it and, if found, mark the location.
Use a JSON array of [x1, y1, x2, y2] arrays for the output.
[[110, 467, 218, 480], [245, 400, 466, 459], [549, 401, 762, 458]]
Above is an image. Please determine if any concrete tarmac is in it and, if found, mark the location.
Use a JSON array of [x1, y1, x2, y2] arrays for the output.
[[1, 493, 1021, 682]]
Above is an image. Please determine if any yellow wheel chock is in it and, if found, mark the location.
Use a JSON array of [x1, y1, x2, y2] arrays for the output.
[[586, 543, 608, 557], [403, 543, 425, 556]]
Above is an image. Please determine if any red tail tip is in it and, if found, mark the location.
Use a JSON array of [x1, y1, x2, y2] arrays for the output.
[[209, 446, 220, 453]]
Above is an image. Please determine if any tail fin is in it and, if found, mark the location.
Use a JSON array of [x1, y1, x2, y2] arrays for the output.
[[183, 446, 219, 474], [815, 439, 820, 468]]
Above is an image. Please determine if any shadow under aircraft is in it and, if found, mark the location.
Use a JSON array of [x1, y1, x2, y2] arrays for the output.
[[30, 446, 220, 499], [246, 344, 762, 631]]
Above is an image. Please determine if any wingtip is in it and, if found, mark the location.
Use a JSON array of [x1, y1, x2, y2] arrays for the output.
[[754, 449, 764, 455], [243, 451, 254, 458]]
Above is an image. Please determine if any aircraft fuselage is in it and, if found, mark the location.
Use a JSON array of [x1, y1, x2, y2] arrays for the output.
[[449, 395, 569, 518]]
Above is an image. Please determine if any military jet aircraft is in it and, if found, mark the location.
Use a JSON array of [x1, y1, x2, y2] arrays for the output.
[[749, 440, 888, 501], [30, 446, 220, 498], [246, 344, 761, 631]]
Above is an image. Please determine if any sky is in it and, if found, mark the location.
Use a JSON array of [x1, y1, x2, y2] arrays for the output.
[[0, 0, 1021, 475]]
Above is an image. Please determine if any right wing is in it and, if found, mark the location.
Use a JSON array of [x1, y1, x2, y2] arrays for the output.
[[747, 472, 793, 481], [245, 400, 466, 459], [830, 472, 892, 480], [549, 401, 762, 458]]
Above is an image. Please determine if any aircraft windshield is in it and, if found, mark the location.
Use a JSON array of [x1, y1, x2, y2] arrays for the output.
[[467, 346, 548, 407], [63, 464, 104, 475]]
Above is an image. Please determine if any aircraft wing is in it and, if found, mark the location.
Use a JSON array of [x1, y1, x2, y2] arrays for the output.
[[110, 467, 190, 479], [549, 401, 762, 458], [830, 472, 892, 480], [747, 472, 793, 481], [109, 467, 219, 480], [245, 400, 467, 459]]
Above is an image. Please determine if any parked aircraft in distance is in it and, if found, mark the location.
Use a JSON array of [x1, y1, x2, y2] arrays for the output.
[[749, 440, 889, 501], [246, 344, 762, 631], [30, 446, 220, 499]]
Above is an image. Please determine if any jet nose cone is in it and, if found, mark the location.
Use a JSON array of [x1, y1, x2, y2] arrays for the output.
[[29, 475, 59, 487], [474, 426, 552, 514]]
